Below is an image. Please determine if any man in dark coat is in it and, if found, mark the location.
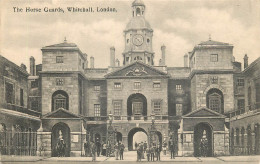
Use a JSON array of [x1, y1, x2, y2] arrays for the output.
[[96, 141, 101, 157], [91, 141, 97, 161], [150, 144, 155, 161], [156, 144, 161, 161], [169, 141, 175, 159], [119, 142, 125, 160]]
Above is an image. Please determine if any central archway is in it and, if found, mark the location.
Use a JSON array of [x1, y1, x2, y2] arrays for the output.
[[128, 128, 147, 151], [51, 122, 71, 157], [127, 93, 147, 119], [194, 122, 213, 157]]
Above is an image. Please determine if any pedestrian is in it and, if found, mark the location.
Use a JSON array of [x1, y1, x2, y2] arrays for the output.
[[162, 141, 167, 155], [91, 141, 97, 161], [137, 143, 142, 162], [96, 141, 101, 157], [114, 143, 119, 160], [140, 142, 145, 159], [150, 144, 155, 161], [102, 143, 106, 156], [135, 142, 138, 150], [146, 147, 150, 161], [156, 144, 161, 161], [144, 141, 147, 153], [84, 142, 88, 157], [119, 142, 125, 160], [169, 141, 175, 159]]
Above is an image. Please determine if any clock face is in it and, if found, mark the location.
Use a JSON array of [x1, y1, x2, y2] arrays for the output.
[[132, 34, 144, 46]]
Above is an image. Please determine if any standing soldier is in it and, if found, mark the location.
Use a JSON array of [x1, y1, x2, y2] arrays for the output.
[[96, 141, 101, 157], [146, 147, 150, 161], [135, 142, 138, 150], [162, 141, 167, 155], [200, 130, 208, 157]]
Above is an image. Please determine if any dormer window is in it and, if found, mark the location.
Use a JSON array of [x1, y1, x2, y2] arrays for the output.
[[136, 8, 141, 16], [210, 54, 218, 62]]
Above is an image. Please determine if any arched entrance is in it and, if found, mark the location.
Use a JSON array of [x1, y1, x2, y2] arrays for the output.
[[127, 93, 147, 120], [51, 122, 71, 157], [194, 122, 213, 157], [116, 132, 122, 143], [128, 128, 147, 151]]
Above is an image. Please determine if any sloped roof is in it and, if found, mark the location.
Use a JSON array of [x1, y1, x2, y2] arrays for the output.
[[198, 40, 230, 46], [105, 61, 168, 78], [132, 0, 145, 6], [183, 107, 226, 118], [44, 42, 78, 48], [126, 17, 152, 31], [42, 108, 81, 119]]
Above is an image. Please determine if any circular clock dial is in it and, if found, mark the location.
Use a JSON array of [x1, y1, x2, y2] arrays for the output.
[[133, 34, 144, 46]]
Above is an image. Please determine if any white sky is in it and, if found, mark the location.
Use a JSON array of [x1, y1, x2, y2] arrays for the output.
[[1, 0, 260, 69]]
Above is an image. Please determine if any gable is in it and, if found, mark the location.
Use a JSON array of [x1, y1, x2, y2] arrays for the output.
[[43, 108, 80, 119], [183, 107, 225, 118], [105, 61, 168, 78]]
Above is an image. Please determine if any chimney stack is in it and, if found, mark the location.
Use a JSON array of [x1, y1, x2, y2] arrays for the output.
[[244, 54, 248, 69], [115, 59, 120, 67], [90, 56, 94, 68], [20, 63, 27, 71], [184, 54, 188, 67], [160, 45, 166, 66], [110, 47, 115, 67], [30, 56, 35, 76]]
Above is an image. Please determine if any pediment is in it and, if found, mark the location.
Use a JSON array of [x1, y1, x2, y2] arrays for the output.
[[105, 61, 168, 78], [42, 108, 81, 119], [183, 107, 226, 118]]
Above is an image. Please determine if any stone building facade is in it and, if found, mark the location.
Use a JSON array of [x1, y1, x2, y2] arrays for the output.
[[1, 0, 259, 158]]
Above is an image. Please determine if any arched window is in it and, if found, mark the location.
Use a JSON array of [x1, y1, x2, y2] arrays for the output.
[[206, 88, 224, 113], [136, 8, 141, 16], [52, 90, 69, 111], [134, 56, 142, 61]]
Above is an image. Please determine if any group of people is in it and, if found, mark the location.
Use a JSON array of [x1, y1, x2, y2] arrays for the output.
[[135, 140, 176, 162], [84, 141, 125, 161]]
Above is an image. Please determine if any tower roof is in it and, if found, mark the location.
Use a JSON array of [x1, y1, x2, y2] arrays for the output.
[[125, 16, 152, 31], [132, 0, 145, 6]]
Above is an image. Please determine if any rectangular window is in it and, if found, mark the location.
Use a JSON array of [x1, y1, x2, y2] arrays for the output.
[[31, 101, 39, 111], [210, 54, 218, 62], [113, 101, 122, 116], [56, 78, 64, 86], [94, 85, 100, 91], [134, 82, 141, 89], [237, 78, 244, 86], [210, 76, 218, 84], [153, 82, 161, 88], [176, 104, 183, 116], [31, 80, 39, 88], [82, 63, 85, 69], [237, 99, 245, 112], [56, 56, 64, 63], [114, 82, 122, 89], [5, 82, 14, 104], [20, 89, 24, 106], [55, 99, 66, 110], [126, 57, 129, 62], [94, 104, 101, 117], [79, 59, 81, 66], [176, 85, 182, 90], [153, 101, 161, 113], [133, 102, 142, 115]]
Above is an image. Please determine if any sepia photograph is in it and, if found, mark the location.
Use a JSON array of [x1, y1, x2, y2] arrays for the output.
[[0, 0, 260, 163]]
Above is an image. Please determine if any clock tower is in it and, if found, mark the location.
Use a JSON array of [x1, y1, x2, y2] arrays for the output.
[[123, 0, 154, 66]]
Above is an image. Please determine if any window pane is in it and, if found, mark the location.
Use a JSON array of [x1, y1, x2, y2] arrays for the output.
[[133, 102, 142, 114], [94, 104, 101, 117], [176, 85, 182, 90], [210, 54, 218, 62], [56, 56, 63, 63], [176, 104, 183, 116], [114, 82, 121, 89], [134, 82, 141, 89], [153, 82, 161, 88], [114, 101, 122, 115], [94, 85, 100, 91], [5, 82, 14, 104], [154, 101, 161, 113]]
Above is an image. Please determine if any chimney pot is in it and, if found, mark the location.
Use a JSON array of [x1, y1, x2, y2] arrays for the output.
[[110, 47, 115, 67], [30, 56, 35, 76], [244, 54, 248, 69], [90, 56, 94, 68]]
